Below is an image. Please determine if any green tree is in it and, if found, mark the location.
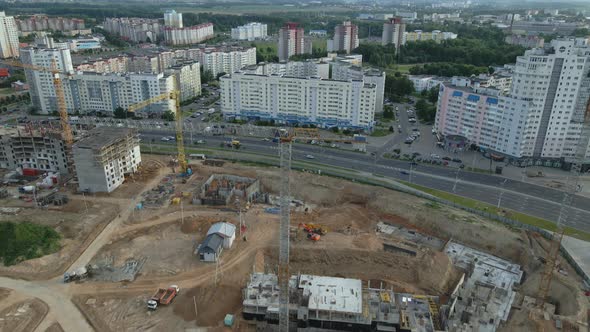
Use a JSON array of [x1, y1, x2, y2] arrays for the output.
[[415, 98, 436, 123], [162, 110, 175, 121], [383, 105, 394, 119], [427, 86, 439, 104], [385, 76, 415, 100], [113, 107, 127, 119], [201, 69, 214, 84]]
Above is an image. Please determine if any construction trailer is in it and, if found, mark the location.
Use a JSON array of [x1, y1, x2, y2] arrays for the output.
[[72, 127, 141, 193], [242, 273, 439, 332], [197, 233, 224, 262], [206, 222, 236, 249]]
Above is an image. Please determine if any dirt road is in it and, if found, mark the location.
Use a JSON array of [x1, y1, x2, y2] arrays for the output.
[[0, 277, 93, 331]]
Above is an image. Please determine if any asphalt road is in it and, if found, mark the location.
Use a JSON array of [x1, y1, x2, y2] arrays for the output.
[[140, 130, 590, 233]]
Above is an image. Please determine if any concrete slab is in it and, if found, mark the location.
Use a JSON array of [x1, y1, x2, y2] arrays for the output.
[[561, 235, 590, 283]]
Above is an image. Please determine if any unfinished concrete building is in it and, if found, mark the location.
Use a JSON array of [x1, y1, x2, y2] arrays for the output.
[[0, 127, 69, 175], [197, 174, 260, 205], [242, 273, 438, 332], [443, 241, 523, 332], [72, 127, 141, 193]]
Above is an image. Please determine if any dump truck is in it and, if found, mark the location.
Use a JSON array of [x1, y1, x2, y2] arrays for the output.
[[63, 265, 91, 283], [147, 285, 180, 310]]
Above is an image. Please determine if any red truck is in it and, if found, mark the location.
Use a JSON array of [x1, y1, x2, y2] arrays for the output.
[[147, 285, 179, 310]]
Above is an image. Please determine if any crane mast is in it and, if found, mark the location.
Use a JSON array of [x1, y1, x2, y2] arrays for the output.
[[538, 97, 590, 304]]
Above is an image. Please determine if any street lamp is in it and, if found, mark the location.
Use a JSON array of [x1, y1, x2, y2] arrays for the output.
[[409, 163, 414, 183], [497, 178, 508, 209], [452, 167, 461, 193]]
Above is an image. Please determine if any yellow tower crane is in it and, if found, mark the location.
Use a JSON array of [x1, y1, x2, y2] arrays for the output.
[[128, 90, 187, 174], [2, 59, 75, 177]]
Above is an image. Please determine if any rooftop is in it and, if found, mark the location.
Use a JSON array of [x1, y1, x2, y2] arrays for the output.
[[299, 274, 362, 314], [74, 127, 137, 150], [207, 222, 236, 238]]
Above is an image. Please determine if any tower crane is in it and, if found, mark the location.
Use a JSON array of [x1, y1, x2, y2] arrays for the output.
[[127, 90, 188, 174], [2, 59, 75, 176], [537, 97, 590, 305]]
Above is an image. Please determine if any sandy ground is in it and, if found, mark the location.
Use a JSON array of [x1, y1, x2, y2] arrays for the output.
[[2, 155, 589, 331], [0, 296, 49, 332]]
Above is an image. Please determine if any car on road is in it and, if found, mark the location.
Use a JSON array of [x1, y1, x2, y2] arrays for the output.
[[412, 128, 419, 131], [430, 154, 441, 159], [305, 154, 315, 159], [400, 170, 410, 175], [161, 137, 170, 141], [262, 138, 271, 141], [404, 139, 413, 144], [452, 158, 462, 163], [459, 164, 465, 169], [442, 156, 452, 161], [408, 118, 416, 123], [196, 140, 205, 144], [410, 162, 418, 166]]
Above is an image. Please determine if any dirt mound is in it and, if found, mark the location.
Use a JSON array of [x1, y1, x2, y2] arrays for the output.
[[173, 284, 242, 327], [180, 216, 221, 234], [263, 246, 459, 295]]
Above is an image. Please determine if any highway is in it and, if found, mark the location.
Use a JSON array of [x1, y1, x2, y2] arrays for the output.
[[139, 130, 590, 234]]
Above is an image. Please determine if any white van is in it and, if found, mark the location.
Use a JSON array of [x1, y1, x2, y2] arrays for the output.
[[189, 153, 206, 160]]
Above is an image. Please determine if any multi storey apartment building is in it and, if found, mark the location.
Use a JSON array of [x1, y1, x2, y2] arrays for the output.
[[328, 21, 359, 54], [244, 61, 330, 80], [404, 30, 458, 43], [434, 39, 590, 164], [163, 23, 214, 46], [220, 72, 376, 130], [73, 127, 141, 193], [20, 45, 74, 112], [103, 17, 162, 43], [504, 35, 544, 49], [231, 22, 267, 41], [165, 61, 201, 102], [0, 12, 19, 58], [382, 17, 405, 49], [15, 15, 85, 33], [278, 22, 311, 62], [0, 127, 69, 175], [198, 46, 257, 76], [164, 10, 183, 28]]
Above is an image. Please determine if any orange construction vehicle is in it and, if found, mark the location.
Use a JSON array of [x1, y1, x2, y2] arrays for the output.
[[147, 285, 180, 310], [299, 223, 325, 241]]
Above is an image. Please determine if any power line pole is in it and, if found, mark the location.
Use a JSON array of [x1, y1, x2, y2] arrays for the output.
[[278, 135, 292, 331]]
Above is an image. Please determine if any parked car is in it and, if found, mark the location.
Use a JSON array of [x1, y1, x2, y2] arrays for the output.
[[196, 140, 205, 144], [430, 154, 441, 159], [305, 155, 315, 159], [442, 156, 452, 161], [400, 170, 410, 175], [452, 158, 462, 163]]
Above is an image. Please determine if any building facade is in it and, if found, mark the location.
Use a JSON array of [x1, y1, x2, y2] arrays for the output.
[[231, 22, 267, 41], [220, 72, 376, 130], [73, 127, 141, 193], [382, 17, 406, 49], [0, 12, 19, 58], [165, 61, 201, 102], [20, 46, 74, 113], [15, 15, 85, 33], [434, 39, 590, 163], [0, 127, 69, 175], [199, 46, 256, 77], [68, 37, 102, 52], [409, 75, 445, 92], [328, 21, 359, 54], [103, 17, 162, 43], [164, 10, 183, 28], [163, 23, 214, 46], [504, 34, 545, 49], [278, 22, 310, 62], [404, 30, 458, 43]]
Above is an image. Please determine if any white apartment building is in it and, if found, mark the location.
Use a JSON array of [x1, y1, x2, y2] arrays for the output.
[[408, 75, 445, 92], [166, 61, 201, 102], [404, 30, 458, 43], [231, 22, 267, 41], [199, 46, 256, 76], [434, 39, 590, 163], [20, 46, 74, 113], [332, 62, 385, 113], [244, 61, 330, 80], [0, 11, 19, 58], [164, 10, 183, 28], [164, 23, 214, 46], [73, 127, 141, 193], [220, 72, 376, 130]]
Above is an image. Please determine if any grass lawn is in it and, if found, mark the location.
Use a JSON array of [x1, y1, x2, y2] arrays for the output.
[[370, 128, 392, 137], [400, 180, 590, 242]]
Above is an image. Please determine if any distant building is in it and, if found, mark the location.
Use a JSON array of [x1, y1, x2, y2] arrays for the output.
[[163, 23, 214, 46], [510, 21, 578, 36], [103, 17, 163, 43], [0, 11, 19, 58], [0, 127, 68, 175], [68, 37, 102, 52], [408, 75, 445, 92], [396, 11, 418, 21], [221, 72, 377, 130], [231, 22, 267, 41], [382, 17, 406, 49], [328, 21, 359, 54], [309, 30, 327, 37], [73, 127, 141, 193], [11, 80, 28, 91], [404, 30, 458, 43], [15, 15, 85, 34], [278, 22, 311, 62], [198, 46, 256, 77], [164, 10, 183, 28], [504, 34, 544, 49]]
